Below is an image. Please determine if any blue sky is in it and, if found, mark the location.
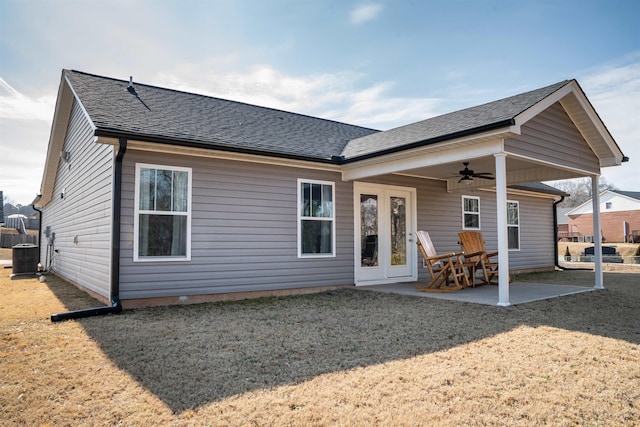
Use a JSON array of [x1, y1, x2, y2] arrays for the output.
[[1, 0, 638, 204]]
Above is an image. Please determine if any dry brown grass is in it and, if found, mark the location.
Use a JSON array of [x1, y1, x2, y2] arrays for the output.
[[1, 269, 639, 426], [0, 247, 13, 260]]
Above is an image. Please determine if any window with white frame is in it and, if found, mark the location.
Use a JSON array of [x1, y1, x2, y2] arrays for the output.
[[462, 196, 480, 229], [134, 164, 191, 261], [507, 200, 520, 250], [298, 179, 335, 257]]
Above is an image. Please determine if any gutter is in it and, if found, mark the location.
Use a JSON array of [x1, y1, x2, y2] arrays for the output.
[[94, 118, 516, 166], [94, 128, 339, 165], [51, 139, 127, 322], [31, 195, 43, 268], [553, 196, 564, 269]]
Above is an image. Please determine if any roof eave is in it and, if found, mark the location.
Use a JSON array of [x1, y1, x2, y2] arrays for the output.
[[93, 128, 338, 165], [37, 72, 80, 207]]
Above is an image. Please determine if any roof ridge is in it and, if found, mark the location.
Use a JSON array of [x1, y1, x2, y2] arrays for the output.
[[65, 69, 380, 133]]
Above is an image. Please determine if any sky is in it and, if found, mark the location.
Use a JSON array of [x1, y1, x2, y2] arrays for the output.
[[1, 0, 639, 205]]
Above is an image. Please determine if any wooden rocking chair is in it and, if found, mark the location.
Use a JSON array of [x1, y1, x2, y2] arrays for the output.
[[415, 231, 470, 293], [457, 231, 502, 286]]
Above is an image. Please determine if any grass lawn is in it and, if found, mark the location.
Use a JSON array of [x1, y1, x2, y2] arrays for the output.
[[1, 268, 638, 425]]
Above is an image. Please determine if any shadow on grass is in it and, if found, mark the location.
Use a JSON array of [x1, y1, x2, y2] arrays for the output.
[[49, 271, 639, 413]]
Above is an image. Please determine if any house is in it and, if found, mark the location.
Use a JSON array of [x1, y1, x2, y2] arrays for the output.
[[34, 70, 627, 312], [567, 190, 640, 243], [556, 207, 574, 241]]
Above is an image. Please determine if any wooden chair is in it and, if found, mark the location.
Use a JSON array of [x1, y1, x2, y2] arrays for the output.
[[457, 231, 501, 286], [415, 231, 470, 293]]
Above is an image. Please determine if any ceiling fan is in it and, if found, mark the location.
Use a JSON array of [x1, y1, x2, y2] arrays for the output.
[[457, 162, 495, 183]]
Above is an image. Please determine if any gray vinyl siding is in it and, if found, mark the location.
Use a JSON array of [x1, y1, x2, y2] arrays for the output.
[[40, 100, 113, 298], [118, 151, 555, 299], [119, 151, 354, 299], [505, 102, 600, 174]]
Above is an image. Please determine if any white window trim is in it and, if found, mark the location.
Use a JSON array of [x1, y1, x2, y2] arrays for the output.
[[297, 178, 336, 258], [133, 163, 192, 262], [462, 195, 481, 230], [507, 199, 520, 251]]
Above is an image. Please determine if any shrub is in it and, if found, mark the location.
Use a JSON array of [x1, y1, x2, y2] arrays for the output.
[[564, 246, 571, 257]]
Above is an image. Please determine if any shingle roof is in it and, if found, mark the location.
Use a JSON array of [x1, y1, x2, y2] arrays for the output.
[[509, 182, 568, 196], [65, 70, 573, 164], [64, 70, 379, 161], [340, 80, 572, 160]]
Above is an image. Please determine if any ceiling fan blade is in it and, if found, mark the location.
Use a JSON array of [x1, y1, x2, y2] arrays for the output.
[[472, 173, 495, 180]]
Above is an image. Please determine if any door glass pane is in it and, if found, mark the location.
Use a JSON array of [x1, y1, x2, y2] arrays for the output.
[[360, 194, 378, 267], [390, 196, 407, 266]]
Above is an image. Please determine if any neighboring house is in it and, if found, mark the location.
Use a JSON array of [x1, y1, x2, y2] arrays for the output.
[[34, 70, 626, 309], [567, 190, 640, 243], [556, 207, 572, 240]]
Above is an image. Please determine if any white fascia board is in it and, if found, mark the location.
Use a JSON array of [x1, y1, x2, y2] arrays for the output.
[[63, 74, 96, 132], [563, 82, 622, 160], [341, 134, 507, 182], [599, 156, 622, 167], [514, 81, 623, 166], [513, 82, 575, 128], [37, 76, 76, 207]]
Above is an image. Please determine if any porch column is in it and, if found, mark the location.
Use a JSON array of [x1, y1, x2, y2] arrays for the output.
[[591, 175, 604, 289], [494, 153, 510, 306]]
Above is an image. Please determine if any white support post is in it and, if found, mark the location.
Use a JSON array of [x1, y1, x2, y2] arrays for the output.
[[591, 176, 604, 289], [494, 153, 510, 306]]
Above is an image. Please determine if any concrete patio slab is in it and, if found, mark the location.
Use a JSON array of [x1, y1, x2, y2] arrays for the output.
[[357, 282, 596, 306]]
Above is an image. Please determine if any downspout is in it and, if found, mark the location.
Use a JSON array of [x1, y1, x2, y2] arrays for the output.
[[32, 195, 43, 268], [553, 196, 564, 270], [51, 139, 127, 322]]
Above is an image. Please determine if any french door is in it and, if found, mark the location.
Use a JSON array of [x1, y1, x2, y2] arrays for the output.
[[354, 183, 417, 285]]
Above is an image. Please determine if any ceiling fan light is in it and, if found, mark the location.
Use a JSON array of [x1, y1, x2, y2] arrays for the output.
[[460, 175, 473, 185]]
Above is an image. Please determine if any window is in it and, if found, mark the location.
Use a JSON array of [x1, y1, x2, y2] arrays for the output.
[[462, 196, 480, 229], [134, 164, 191, 261], [605, 202, 612, 210], [298, 179, 335, 257], [507, 200, 520, 250]]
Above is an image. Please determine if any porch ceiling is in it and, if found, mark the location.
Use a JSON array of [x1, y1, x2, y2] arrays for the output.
[[399, 155, 586, 191], [341, 139, 588, 190]]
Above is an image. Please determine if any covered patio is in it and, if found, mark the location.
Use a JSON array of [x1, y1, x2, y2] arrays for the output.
[[358, 281, 596, 306], [342, 80, 627, 306]]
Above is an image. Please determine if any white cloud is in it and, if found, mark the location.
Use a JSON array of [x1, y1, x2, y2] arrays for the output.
[[0, 79, 56, 204], [349, 3, 383, 24], [580, 54, 640, 190], [153, 63, 441, 129], [0, 78, 56, 122]]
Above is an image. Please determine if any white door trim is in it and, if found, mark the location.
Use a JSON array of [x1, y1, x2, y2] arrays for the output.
[[353, 182, 417, 286]]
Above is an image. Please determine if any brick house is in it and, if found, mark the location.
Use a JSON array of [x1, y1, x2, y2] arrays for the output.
[[567, 190, 640, 243]]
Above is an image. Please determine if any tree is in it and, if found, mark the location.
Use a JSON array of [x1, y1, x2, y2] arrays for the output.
[[551, 177, 617, 208]]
